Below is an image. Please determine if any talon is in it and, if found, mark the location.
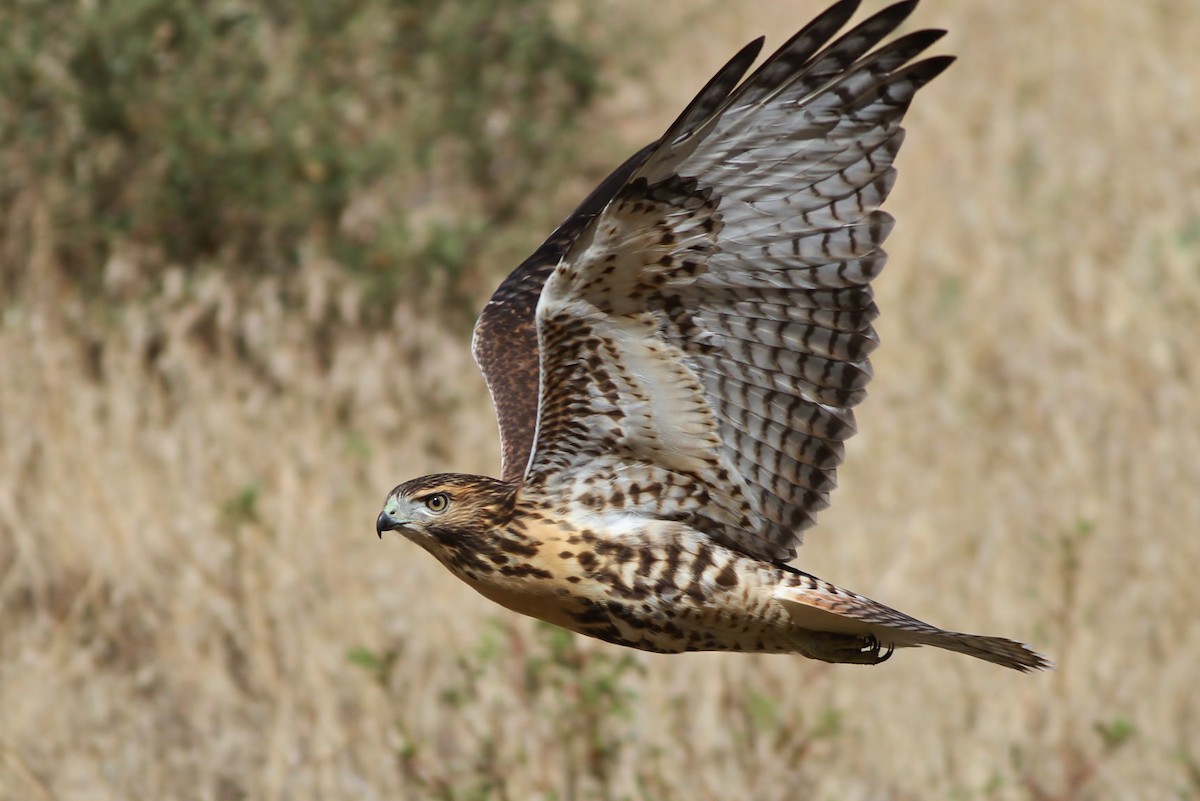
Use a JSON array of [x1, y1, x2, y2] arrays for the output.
[[861, 634, 894, 664], [798, 630, 895, 665]]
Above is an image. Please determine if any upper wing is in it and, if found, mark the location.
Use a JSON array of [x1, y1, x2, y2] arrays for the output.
[[524, 0, 954, 562], [472, 143, 656, 481]]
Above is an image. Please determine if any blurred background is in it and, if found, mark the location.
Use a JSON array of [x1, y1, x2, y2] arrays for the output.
[[2, 1, 1198, 799]]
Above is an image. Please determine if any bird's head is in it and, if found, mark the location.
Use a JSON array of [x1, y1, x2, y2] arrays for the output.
[[376, 473, 517, 554]]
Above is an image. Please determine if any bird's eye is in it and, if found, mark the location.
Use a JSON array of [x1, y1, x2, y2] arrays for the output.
[[423, 493, 450, 513]]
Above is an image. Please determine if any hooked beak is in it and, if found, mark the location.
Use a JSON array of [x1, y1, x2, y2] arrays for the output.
[[376, 509, 403, 539]]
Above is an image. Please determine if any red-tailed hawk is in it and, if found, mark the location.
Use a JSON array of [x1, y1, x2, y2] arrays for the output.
[[377, 0, 1051, 671]]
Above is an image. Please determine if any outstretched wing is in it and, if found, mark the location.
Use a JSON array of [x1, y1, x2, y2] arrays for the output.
[[472, 144, 656, 481], [525, 0, 954, 562]]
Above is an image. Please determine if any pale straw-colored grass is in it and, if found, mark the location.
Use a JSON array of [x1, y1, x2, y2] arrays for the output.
[[2, 2, 1198, 799]]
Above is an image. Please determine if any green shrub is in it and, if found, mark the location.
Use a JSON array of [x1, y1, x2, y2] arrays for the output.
[[0, 0, 610, 313]]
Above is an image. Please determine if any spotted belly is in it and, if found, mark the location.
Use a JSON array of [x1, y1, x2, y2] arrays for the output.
[[446, 519, 799, 654]]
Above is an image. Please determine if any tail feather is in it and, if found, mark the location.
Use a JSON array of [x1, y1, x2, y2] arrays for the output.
[[901, 629, 1054, 673], [773, 569, 1053, 672]]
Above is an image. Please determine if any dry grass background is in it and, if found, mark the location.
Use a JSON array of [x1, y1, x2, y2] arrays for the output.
[[3, 1, 1199, 799]]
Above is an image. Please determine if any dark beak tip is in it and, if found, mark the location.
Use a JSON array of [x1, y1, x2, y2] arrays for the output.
[[375, 511, 390, 539]]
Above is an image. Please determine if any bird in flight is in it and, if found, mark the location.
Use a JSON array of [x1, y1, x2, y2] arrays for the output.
[[377, 0, 1051, 671]]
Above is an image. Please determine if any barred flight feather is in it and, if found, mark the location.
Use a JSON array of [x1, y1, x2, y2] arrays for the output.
[[511, 1, 953, 562]]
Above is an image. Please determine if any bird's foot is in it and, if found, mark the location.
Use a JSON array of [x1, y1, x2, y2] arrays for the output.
[[800, 631, 894, 665]]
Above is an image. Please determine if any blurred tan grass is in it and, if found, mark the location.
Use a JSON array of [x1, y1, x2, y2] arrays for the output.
[[2, 1, 1200, 799]]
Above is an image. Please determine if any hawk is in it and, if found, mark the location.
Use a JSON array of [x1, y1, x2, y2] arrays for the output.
[[377, 0, 1051, 671]]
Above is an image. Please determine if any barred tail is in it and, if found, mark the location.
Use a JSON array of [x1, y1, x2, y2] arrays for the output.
[[901, 629, 1053, 673], [774, 570, 1053, 672]]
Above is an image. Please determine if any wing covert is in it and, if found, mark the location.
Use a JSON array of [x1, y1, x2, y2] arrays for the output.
[[472, 143, 655, 481]]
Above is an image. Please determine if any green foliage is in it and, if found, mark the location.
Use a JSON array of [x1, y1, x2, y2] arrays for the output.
[[521, 621, 645, 793], [220, 481, 261, 526], [352, 618, 853, 799], [731, 686, 843, 769], [353, 619, 649, 800], [347, 644, 400, 687], [1093, 717, 1136, 751], [0, 0, 611, 312], [1004, 716, 1140, 801]]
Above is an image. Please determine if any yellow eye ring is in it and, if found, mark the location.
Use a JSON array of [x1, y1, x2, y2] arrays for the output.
[[424, 493, 450, 513]]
